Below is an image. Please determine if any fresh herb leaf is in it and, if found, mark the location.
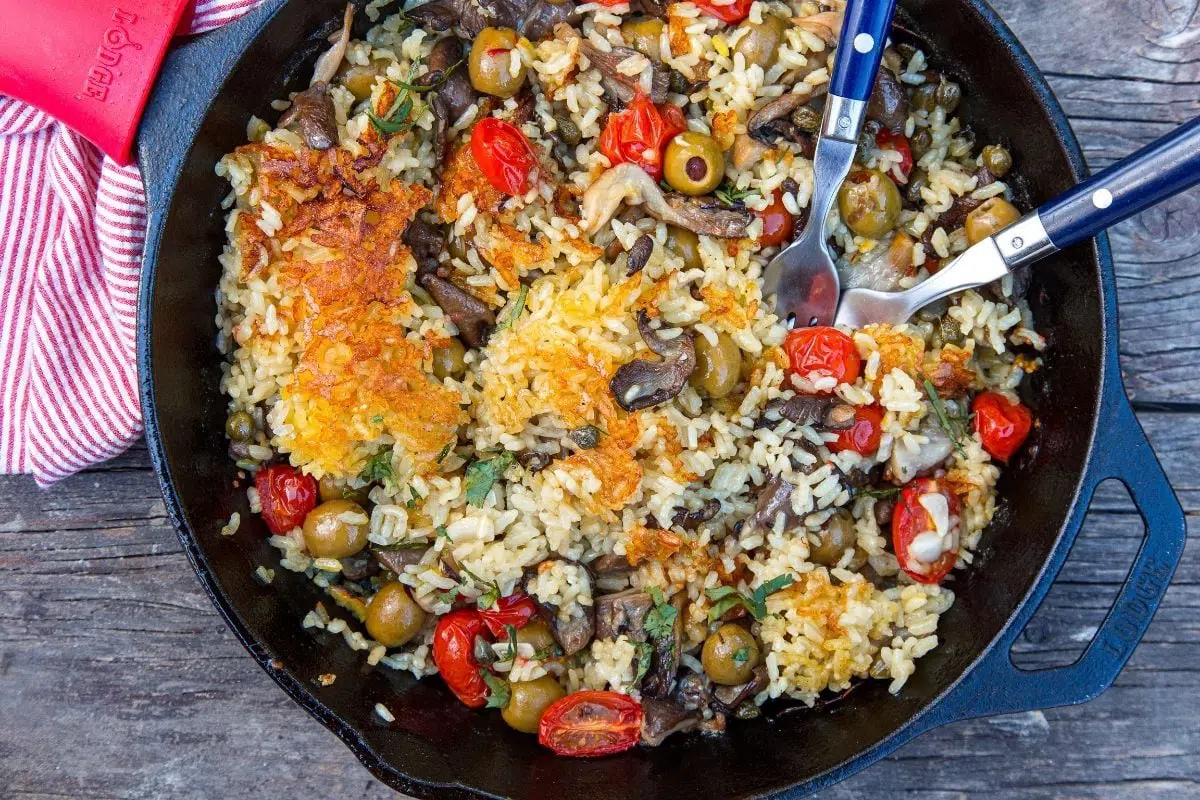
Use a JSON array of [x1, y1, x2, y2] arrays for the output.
[[858, 486, 902, 500], [923, 378, 967, 456], [436, 441, 454, 463], [750, 573, 795, 619], [644, 587, 678, 642], [633, 641, 654, 685], [435, 525, 449, 539], [532, 643, 563, 661], [705, 574, 795, 622], [732, 646, 750, 666], [497, 285, 529, 331], [464, 450, 515, 506], [368, 93, 416, 135], [370, 414, 385, 425], [714, 181, 751, 207], [373, 541, 429, 551], [480, 669, 510, 709], [407, 485, 422, 508], [503, 623, 519, 662], [393, 59, 463, 93], [460, 567, 502, 610], [359, 450, 397, 492], [436, 587, 460, 606]]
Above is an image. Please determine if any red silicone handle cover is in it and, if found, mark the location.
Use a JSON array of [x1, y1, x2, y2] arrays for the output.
[[0, 0, 195, 165]]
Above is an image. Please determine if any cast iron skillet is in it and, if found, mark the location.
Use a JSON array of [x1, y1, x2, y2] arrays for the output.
[[135, 1, 1187, 796]]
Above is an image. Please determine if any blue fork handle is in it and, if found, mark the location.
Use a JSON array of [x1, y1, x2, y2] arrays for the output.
[[828, 0, 898, 102], [1040, 116, 1200, 250]]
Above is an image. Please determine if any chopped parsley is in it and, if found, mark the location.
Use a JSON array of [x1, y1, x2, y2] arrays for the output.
[[858, 486, 902, 500], [480, 669, 510, 709], [464, 450, 515, 506], [705, 573, 795, 623], [633, 641, 654, 685], [503, 624, 519, 663], [435, 524, 449, 539], [923, 378, 969, 456], [732, 647, 750, 666], [644, 587, 678, 642], [359, 449, 397, 492], [714, 181, 751, 207], [435, 586, 461, 606], [436, 441, 454, 464], [406, 485, 423, 508], [496, 285, 529, 331], [460, 567, 502, 610]]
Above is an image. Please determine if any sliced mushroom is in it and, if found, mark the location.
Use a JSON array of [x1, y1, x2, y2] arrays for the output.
[[640, 698, 699, 746], [416, 0, 578, 40], [888, 417, 953, 483], [371, 545, 427, 575], [406, 0, 459, 31], [642, 592, 684, 699], [731, 134, 772, 171], [582, 164, 752, 238], [749, 475, 799, 532], [625, 234, 654, 276], [557, 24, 669, 104], [756, 395, 857, 431], [404, 218, 446, 278], [711, 664, 767, 712], [674, 672, 712, 712], [635, 0, 669, 18], [279, 84, 339, 150], [589, 553, 634, 576], [609, 311, 696, 412], [866, 67, 909, 133], [524, 559, 596, 655], [516, 449, 556, 473], [424, 38, 478, 160], [593, 588, 653, 641], [793, 10, 841, 46], [747, 92, 814, 156], [670, 498, 720, 530], [341, 551, 381, 581], [311, 3, 355, 86], [419, 274, 495, 348]]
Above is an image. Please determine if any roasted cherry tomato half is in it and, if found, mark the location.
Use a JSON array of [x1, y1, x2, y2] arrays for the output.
[[972, 391, 1032, 463], [472, 117, 539, 196], [755, 191, 795, 247], [691, 0, 753, 23], [829, 405, 884, 455], [479, 593, 539, 638], [893, 477, 961, 584], [433, 609, 491, 708], [874, 129, 913, 184], [538, 690, 644, 757], [254, 464, 318, 535], [783, 326, 862, 389], [599, 91, 686, 180]]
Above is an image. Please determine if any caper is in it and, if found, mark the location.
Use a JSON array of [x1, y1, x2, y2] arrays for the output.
[[665, 225, 702, 270], [701, 623, 760, 686], [837, 168, 902, 239], [904, 168, 928, 206], [431, 337, 468, 381], [733, 14, 789, 69], [620, 17, 664, 61], [366, 581, 427, 647], [225, 410, 255, 442], [935, 79, 962, 112], [810, 509, 855, 566], [964, 196, 1021, 244], [302, 499, 369, 559], [690, 332, 741, 399], [335, 58, 391, 103], [790, 104, 822, 134], [501, 675, 566, 734], [568, 425, 602, 449], [447, 233, 470, 263], [910, 127, 932, 159], [669, 70, 691, 96], [318, 475, 372, 506], [555, 116, 581, 146], [664, 132, 725, 196], [981, 144, 1013, 178], [912, 83, 937, 113], [468, 27, 527, 99]]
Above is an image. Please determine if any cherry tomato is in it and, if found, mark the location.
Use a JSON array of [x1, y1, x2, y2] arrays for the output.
[[875, 130, 913, 183], [433, 609, 491, 708], [893, 478, 961, 584], [479, 593, 539, 638], [755, 191, 795, 247], [254, 464, 318, 535], [594, 0, 628, 6], [538, 691, 644, 757], [691, 0, 753, 23], [829, 405, 885, 455], [972, 391, 1032, 463], [599, 92, 686, 180], [783, 326, 862, 389], [472, 117, 539, 196]]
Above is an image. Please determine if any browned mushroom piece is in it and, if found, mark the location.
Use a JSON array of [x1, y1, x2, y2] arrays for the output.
[[625, 234, 655, 276], [581, 164, 752, 239], [424, 37, 479, 160], [749, 475, 800, 532], [523, 559, 596, 655], [419, 274, 496, 348], [888, 416, 953, 483], [372, 545, 429, 575], [640, 698, 699, 746], [746, 92, 815, 156], [404, 218, 446, 278], [413, 0, 578, 40], [866, 67, 909, 133], [670, 498, 720, 530], [609, 311, 697, 412], [711, 664, 767, 712], [674, 672, 712, 712], [557, 24, 669, 104], [755, 395, 858, 431], [593, 588, 654, 640], [279, 84, 340, 150]]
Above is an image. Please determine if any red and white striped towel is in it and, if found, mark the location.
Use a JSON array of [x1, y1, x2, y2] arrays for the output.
[[0, 0, 263, 486]]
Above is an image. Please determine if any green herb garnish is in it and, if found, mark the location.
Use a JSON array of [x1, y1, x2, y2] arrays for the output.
[[435, 525, 449, 539], [633, 641, 654, 685], [503, 624, 519, 662], [858, 486, 902, 500], [359, 449, 397, 492], [497, 285, 529, 331], [407, 485, 422, 508], [480, 669, 510, 709], [714, 181, 751, 207], [436, 441, 454, 464], [367, 59, 463, 135], [460, 567, 502, 610], [464, 450, 515, 506], [923, 378, 968, 456], [732, 647, 750, 666], [373, 541, 429, 551], [705, 574, 795, 623], [393, 59, 463, 93], [644, 587, 678, 642], [436, 587, 461, 605]]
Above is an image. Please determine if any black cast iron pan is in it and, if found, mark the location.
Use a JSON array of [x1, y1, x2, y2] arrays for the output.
[[135, 1, 1187, 796]]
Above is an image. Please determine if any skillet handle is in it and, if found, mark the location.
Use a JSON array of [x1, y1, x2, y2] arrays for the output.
[[929, 387, 1184, 723]]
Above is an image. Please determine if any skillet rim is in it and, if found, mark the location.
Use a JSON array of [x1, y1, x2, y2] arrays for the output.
[[135, 0, 1110, 796]]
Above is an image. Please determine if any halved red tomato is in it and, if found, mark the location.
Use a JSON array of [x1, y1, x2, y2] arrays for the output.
[[599, 92, 686, 180], [432, 609, 491, 708], [691, 0, 754, 23], [875, 129, 914, 184], [829, 405, 885, 455], [479, 593, 539, 638], [782, 326, 862, 389], [472, 117, 539, 196], [538, 691, 644, 757], [755, 191, 795, 247], [893, 478, 961, 584], [972, 391, 1032, 463], [254, 464, 318, 534]]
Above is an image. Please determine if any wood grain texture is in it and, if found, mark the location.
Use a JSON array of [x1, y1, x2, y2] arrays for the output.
[[2, 0, 1198, 797]]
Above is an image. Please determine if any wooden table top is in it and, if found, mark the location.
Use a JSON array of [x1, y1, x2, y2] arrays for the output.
[[2, 1, 1197, 797]]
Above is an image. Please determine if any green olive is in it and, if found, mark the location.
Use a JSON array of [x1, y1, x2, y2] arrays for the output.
[[366, 581, 427, 647], [225, 410, 255, 442], [965, 196, 1020, 244], [318, 475, 372, 506], [981, 144, 1013, 178], [910, 128, 932, 159], [665, 225, 702, 270], [515, 620, 557, 655], [302, 499, 369, 559], [733, 14, 789, 69], [431, 338, 468, 380], [810, 509, 856, 566], [620, 18, 664, 61], [502, 675, 566, 733], [468, 27, 527, 99], [904, 168, 928, 206], [690, 332, 741, 399], [838, 169, 902, 239], [935, 79, 962, 112], [664, 132, 725, 196], [702, 623, 760, 686], [335, 58, 391, 103], [912, 82, 938, 113]]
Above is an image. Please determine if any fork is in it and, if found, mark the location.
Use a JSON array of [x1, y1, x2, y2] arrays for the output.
[[834, 116, 1200, 327], [760, 0, 898, 328]]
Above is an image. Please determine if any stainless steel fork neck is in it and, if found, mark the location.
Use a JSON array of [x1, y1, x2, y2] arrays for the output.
[[820, 95, 868, 144], [995, 212, 1058, 270]]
